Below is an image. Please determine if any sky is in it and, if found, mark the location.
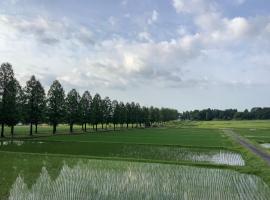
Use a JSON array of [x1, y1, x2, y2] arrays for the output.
[[0, 0, 270, 111]]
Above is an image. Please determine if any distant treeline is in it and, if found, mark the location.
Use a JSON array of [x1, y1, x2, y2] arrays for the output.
[[180, 108, 270, 121], [0, 63, 179, 137]]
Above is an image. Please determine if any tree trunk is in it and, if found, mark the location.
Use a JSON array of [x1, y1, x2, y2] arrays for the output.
[[35, 124, 38, 134], [84, 123, 87, 132], [126, 123, 128, 129], [11, 126, 14, 137], [1, 123, 4, 138], [92, 124, 94, 131], [70, 123, 73, 133], [95, 124, 98, 132], [113, 123, 115, 131], [101, 123, 103, 129], [132, 123, 133, 128], [53, 124, 56, 134], [30, 122, 33, 136]]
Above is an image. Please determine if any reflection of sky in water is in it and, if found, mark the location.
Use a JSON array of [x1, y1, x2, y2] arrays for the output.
[[118, 146, 245, 166], [9, 160, 270, 200], [0, 140, 244, 166], [0, 140, 24, 146], [261, 143, 270, 149], [0, 141, 45, 147]]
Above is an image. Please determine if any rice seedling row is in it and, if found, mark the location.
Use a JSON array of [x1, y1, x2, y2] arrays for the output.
[[9, 159, 270, 200]]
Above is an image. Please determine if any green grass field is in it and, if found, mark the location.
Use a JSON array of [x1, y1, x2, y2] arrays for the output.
[[36, 128, 232, 147], [167, 120, 270, 129], [0, 120, 270, 199]]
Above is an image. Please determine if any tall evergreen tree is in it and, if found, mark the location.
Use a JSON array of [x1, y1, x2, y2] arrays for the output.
[[65, 89, 81, 133], [112, 100, 119, 130], [130, 102, 136, 128], [0, 63, 17, 137], [92, 93, 102, 131], [135, 103, 141, 127], [24, 76, 46, 136], [142, 106, 150, 127], [47, 80, 65, 134], [80, 91, 92, 132], [118, 102, 126, 128], [125, 102, 132, 128], [103, 97, 112, 129], [4, 79, 22, 136]]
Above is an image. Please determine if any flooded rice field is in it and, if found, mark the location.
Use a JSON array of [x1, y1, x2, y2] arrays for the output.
[[9, 160, 270, 200]]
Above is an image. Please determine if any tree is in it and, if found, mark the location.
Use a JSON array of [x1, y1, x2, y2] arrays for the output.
[[112, 100, 119, 130], [152, 107, 161, 125], [125, 102, 132, 128], [100, 98, 106, 129], [92, 93, 102, 131], [80, 91, 92, 132], [0, 63, 17, 137], [4, 79, 22, 136], [142, 106, 150, 127], [65, 89, 81, 133], [24, 76, 46, 136], [103, 97, 112, 129], [129, 102, 136, 128], [118, 102, 126, 128], [135, 103, 141, 127], [149, 106, 155, 125], [47, 80, 65, 134]]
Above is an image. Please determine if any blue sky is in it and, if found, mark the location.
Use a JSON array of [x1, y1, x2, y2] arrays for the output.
[[0, 0, 270, 111]]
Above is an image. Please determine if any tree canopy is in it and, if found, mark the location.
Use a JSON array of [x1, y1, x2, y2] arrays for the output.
[[0, 62, 180, 136]]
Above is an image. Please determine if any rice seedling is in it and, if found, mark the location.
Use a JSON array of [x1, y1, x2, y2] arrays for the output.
[[0, 140, 244, 166], [9, 159, 270, 200]]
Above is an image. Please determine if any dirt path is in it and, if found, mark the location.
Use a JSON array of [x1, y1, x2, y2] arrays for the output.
[[223, 129, 270, 166]]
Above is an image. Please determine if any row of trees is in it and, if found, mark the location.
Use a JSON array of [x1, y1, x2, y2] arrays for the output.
[[180, 108, 270, 121], [0, 63, 179, 137]]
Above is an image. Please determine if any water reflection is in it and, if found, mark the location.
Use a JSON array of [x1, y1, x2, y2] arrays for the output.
[[9, 160, 270, 200], [261, 143, 270, 149], [0, 140, 24, 147]]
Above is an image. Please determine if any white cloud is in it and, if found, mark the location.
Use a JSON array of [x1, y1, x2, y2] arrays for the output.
[[0, 15, 94, 46], [148, 10, 159, 25], [138, 32, 153, 42], [172, 0, 216, 14], [225, 17, 250, 38], [0, 10, 270, 92]]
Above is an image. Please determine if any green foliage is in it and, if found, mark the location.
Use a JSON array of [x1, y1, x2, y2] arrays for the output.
[[65, 89, 81, 132], [102, 97, 112, 126], [181, 108, 270, 120], [0, 63, 21, 136], [80, 91, 92, 130], [47, 80, 65, 133], [92, 93, 102, 128], [24, 75, 46, 135]]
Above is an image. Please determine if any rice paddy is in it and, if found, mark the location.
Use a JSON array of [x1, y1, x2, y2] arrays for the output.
[[0, 140, 244, 166], [1, 120, 270, 199], [113, 145, 245, 166], [9, 160, 270, 200]]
